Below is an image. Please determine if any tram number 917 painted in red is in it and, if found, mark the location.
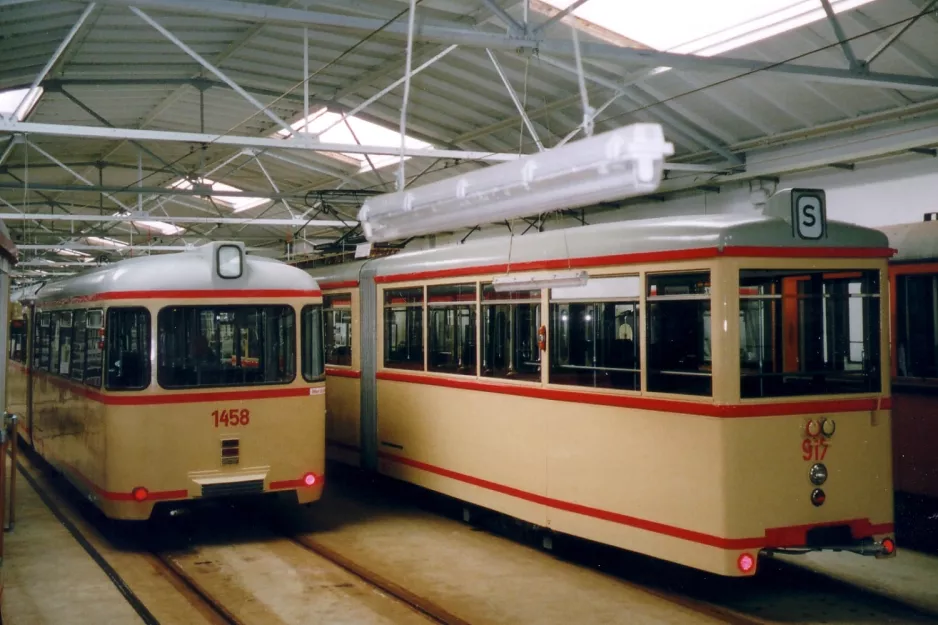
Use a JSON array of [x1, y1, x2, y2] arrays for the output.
[[213, 408, 251, 428]]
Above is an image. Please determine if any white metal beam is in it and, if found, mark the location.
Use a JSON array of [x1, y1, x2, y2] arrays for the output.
[[865, 0, 938, 66], [656, 112, 938, 195], [13, 3, 96, 120], [0, 214, 354, 227], [480, 0, 525, 34], [88, 0, 938, 92], [486, 49, 544, 151], [0, 120, 521, 161], [819, 0, 860, 70], [532, 0, 590, 33], [129, 6, 295, 136]]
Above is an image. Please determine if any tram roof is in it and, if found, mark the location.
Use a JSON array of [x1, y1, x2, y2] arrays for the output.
[[29, 242, 320, 304], [307, 212, 890, 285], [878, 219, 938, 263]]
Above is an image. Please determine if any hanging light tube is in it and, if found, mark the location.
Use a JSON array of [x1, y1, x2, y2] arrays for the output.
[[492, 269, 589, 292], [358, 123, 674, 242]]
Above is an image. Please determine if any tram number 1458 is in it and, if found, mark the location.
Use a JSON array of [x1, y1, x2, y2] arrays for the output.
[[213, 408, 251, 427]]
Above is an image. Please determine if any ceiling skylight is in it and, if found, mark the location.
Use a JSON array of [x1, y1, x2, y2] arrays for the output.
[[0, 87, 43, 121], [170, 178, 269, 213], [541, 0, 877, 56], [276, 107, 432, 172]]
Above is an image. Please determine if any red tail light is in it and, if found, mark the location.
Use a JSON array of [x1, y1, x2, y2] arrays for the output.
[[882, 537, 896, 555], [132, 486, 149, 502], [303, 472, 317, 487], [737, 553, 756, 573]]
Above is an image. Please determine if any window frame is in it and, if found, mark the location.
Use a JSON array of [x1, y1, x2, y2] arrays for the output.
[[547, 274, 642, 392], [105, 306, 152, 392], [381, 285, 426, 371], [480, 284, 542, 383], [302, 304, 326, 383], [322, 293, 354, 368]]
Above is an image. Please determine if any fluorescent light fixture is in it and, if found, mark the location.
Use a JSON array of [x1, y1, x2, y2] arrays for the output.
[[133, 220, 185, 235], [86, 236, 128, 248], [56, 248, 92, 258], [492, 270, 589, 292], [358, 123, 673, 242]]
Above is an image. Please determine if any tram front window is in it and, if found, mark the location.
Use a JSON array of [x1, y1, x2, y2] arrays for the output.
[[158, 305, 296, 388], [738, 269, 881, 398]]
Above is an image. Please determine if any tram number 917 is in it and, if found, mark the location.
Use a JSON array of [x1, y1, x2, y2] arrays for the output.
[[213, 408, 251, 428], [802, 438, 829, 461]]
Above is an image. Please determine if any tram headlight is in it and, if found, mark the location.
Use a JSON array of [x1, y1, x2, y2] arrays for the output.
[[216, 244, 243, 279], [809, 463, 828, 485], [821, 418, 836, 438]]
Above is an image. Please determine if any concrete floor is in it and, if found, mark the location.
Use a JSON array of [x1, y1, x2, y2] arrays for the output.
[[4, 455, 938, 625]]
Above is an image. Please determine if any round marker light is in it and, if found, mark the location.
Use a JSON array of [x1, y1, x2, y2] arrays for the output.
[[303, 472, 317, 487], [805, 419, 821, 437], [132, 487, 149, 502], [882, 537, 896, 555], [737, 553, 756, 574], [809, 463, 828, 485], [811, 488, 826, 507], [821, 418, 836, 438]]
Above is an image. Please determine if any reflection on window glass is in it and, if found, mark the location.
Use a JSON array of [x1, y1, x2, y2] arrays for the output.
[[85, 309, 104, 388], [647, 272, 712, 396], [896, 273, 938, 379], [549, 276, 640, 390], [428, 283, 476, 375], [323, 294, 352, 367], [739, 269, 881, 397], [384, 287, 424, 370], [106, 307, 151, 391], [481, 285, 540, 381], [35, 312, 51, 372], [9, 318, 26, 364], [158, 306, 295, 388], [302, 305, 325, 382], [70, 310, 86, 382]]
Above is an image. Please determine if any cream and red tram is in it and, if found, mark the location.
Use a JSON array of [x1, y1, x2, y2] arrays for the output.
[[309, 189, 895, 576], [879, 217, 938, 505], [6, 242, 326, 520]]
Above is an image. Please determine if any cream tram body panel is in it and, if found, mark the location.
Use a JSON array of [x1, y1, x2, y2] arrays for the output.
[[11, 245, 326, 520], [313, 209, 895, 576]]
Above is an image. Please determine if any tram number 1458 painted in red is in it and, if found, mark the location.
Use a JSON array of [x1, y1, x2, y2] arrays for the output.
[[802, 437, 829, 461], [213, 408, 251, 427]]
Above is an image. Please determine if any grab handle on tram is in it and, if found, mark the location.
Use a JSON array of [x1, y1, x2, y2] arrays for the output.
[[1, 412, 16, 533]]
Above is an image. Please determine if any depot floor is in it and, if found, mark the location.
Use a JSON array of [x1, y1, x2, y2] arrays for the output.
[[3, 459, 938, 625]]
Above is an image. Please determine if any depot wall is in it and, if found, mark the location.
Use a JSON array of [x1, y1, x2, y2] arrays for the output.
[[406, 152, 938, 252]]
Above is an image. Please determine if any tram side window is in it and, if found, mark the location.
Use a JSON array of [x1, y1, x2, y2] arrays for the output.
[[549, 276, 640, 390], [84, 310, 104, 388], [9, 319, 26, 363], [646, 272, 712, 396], [481, 285, 541, 381], [384, 288, 424, 370], [739, 270, 881, 397], [106, 308, 151, 391], [427, 283, 477, 376], [896, 273, 938, 378], [323, 294, 352, 367], [302, 305, 325, 382], [70, 310, 86, 382], [158, 305, 295, 389]]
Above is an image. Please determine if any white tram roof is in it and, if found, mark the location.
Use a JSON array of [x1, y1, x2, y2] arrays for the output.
[[31, 242, 320, 305], [878, 219, 938, 263], [307, 212, 889, 285]]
